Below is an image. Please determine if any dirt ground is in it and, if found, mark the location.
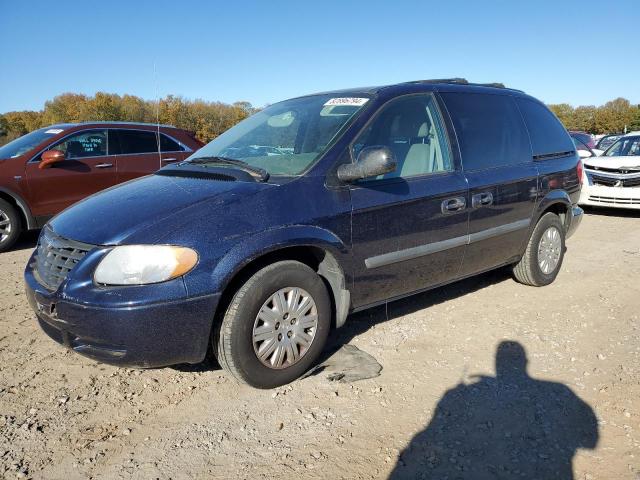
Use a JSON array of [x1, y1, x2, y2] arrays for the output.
[[1, 209, 639, 479]]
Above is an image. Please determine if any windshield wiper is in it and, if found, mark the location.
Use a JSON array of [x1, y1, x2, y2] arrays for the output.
[[186, 156, 269, 182]]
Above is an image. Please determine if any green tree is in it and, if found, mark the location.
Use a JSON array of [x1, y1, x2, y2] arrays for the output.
[[548, 104, 574, 128], [0, 115, 8, 138], [42, 93, 88, 124], [594, 97, 634, 134], [572, 106, 597, 133], [80, 92, 124, 121], [628, 105, 640, 131]]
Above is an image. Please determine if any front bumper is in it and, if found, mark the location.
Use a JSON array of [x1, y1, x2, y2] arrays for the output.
[[579, 183, 640, 210], [25, 262, 220, 368]]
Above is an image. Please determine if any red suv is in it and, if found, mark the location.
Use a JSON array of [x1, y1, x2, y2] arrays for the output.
[[0, 122, 203, 251]]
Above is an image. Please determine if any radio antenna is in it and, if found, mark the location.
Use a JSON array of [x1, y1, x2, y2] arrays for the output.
[[153, 60, 161, 167]]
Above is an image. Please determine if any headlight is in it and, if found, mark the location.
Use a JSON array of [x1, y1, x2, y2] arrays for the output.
[[94, 245, 198, 286]]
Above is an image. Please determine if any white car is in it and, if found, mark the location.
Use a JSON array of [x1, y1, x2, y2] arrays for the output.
[[579, 132, 640, 209]]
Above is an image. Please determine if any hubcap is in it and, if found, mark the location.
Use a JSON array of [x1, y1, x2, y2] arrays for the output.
[[252, 287, 318, 369], [538, 226, 561, 274], [0, 209, 11, 243]]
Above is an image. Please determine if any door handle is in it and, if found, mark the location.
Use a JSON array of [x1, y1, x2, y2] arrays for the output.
[[441, 196, 466, 214], [95, 163, 113, 169], [162, 158, 177, 163], [471, 192, 493, 208]]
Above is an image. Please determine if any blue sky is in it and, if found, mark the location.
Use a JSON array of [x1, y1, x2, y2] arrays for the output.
[[0, 0, 637, 113]]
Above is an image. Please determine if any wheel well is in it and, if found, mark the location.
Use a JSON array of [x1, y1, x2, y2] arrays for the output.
[[541, 203, 568, 230], [215, 246, 350, 331], [0, 191, 28, 230]]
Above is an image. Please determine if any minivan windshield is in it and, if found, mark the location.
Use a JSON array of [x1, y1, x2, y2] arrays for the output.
[[0, 127, 66, 159], [187, 94, 370, 175], [603, 136, 640, 157]]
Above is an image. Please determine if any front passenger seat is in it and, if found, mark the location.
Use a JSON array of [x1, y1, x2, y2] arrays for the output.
[[401, 122, 432, 177]]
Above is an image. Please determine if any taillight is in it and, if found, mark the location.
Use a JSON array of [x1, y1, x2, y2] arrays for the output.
[[576, 159, 584, 186]]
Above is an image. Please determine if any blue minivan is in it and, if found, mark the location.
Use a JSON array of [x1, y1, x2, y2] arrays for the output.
[[25, 79, 583, 388]]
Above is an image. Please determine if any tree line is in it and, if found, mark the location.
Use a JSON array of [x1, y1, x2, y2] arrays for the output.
[[547, 97, 640, 135], [1, 92, 639, 147], [0, 92, 257, 146]]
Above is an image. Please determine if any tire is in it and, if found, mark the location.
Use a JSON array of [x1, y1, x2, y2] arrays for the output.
[[512, 212, 565, 287], [0, 199, 22, 253], [215, 260, 331, 388]]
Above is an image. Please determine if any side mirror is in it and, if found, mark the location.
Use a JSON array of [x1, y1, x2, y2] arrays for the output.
[[577, 149, 593, 159], [40, 149, 65, 170], [337, 146, 397, 182]]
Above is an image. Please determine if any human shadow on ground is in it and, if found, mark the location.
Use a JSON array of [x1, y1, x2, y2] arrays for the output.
[[389, 341, 598, 480]]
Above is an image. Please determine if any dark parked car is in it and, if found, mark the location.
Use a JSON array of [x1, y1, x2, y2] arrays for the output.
[[0, 122, 203, 251], [569, 131, 596, 150], [25, 79, 583, 388]]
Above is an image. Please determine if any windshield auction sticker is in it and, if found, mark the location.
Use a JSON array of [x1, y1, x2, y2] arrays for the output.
[[44, 129, 64, 134], [324, 98, 369, 107]]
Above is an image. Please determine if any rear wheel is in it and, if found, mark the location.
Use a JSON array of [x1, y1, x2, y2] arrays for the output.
[[512, 212, 565, 286], [215, 260, 331, 388], [0, 199, 22, 253]]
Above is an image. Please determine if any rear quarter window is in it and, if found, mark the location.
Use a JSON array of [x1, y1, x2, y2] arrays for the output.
[[441, 92, 531, 171], [516, 98, 575, 159], [110, 130, 159, 155]]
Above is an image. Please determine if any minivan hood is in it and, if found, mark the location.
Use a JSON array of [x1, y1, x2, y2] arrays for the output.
[[49, 173, 274, 245], [584, 155, 640, 170]]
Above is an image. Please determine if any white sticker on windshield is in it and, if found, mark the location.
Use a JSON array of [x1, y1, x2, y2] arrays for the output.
[[323, 97, 369, 107], [45, 129, 64, 134]]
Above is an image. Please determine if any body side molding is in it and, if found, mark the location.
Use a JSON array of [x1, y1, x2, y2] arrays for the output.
[[365, 219, 531, 269]]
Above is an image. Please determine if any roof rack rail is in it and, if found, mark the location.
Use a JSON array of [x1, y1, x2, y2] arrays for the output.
[[407, 78, 520, 91], [477, 82, 506, 88], [408, 78, 470, 85]]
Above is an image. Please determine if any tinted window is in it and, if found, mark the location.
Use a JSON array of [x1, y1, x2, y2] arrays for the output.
[[111, 130, 159, 155], [442, 93, 531, 170], [516, 98, 575, 158], [49, 130, 107, 159], [572, 137, 590, 152], [352, 94, 452, 180], [160, 134, 184, 152]]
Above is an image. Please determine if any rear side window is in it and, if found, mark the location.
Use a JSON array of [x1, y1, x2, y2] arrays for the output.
[[516, 98, 575, 159], [442, 93, 531, 171], [160, 134, 185, 152], [110, 130, 158, 155]]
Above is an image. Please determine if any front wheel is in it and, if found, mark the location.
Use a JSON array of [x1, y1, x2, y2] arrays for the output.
[[215, 260, 331, 388], [512, 212, 566, 287], [0, 199, 22, 253]]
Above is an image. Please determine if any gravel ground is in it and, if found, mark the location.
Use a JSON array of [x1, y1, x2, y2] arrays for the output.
[[1, 209, 639, 479]]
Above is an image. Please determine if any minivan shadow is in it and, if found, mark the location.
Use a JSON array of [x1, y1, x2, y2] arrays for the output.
[[320, 267, 512, 363], [172, 268, 512, 374]]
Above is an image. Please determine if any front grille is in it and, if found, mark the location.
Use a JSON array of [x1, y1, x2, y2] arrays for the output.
[[590, 174, 618, 187], [588, 165, 640, 174], [588, 195, 640, 205], [586, 169, 640, 188], [34, 228, 93, 290]]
